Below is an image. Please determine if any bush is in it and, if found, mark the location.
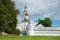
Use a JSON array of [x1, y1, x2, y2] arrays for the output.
[[13, 29, 21, 35], [0, 31, 2, 34]]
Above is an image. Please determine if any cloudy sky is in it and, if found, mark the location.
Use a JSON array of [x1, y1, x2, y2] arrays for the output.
[[13, 0, 60, 27]]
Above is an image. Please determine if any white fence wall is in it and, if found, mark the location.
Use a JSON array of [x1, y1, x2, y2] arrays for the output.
[[28, 27, 60, 36], [29, 30, 60, 36]]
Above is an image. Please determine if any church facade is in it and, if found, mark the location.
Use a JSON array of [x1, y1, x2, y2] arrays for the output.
[[17, 6, 60, 36]]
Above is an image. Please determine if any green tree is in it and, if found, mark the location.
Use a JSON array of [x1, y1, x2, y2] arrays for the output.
[[37, 17, 52, 27], [43, 17, 52, 27], [0, 2, 9, 32], [0, 0, 20, 35]]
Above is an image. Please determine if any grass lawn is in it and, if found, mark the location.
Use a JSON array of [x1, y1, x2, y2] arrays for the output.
[[0, 36, 60, 40]]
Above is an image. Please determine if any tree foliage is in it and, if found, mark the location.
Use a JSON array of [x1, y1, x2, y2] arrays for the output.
[[43, 18, 52, 27], [37, 17, 52, 27], [0, 0, 20, 35]]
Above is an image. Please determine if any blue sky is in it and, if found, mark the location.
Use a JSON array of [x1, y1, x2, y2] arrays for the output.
[[12, 0, 60, 27]]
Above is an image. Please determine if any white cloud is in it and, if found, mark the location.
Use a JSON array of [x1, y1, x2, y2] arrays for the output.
[[13, 0, 60, 20]]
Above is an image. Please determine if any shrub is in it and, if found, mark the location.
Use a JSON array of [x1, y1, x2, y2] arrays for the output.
[[13, 29, 21, 35], [0, 31, 2, 34]]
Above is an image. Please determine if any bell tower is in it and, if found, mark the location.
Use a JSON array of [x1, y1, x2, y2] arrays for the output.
[[22, 6, 30, 23], [23, 6, 29, 19], [21, 6, 30, 36]]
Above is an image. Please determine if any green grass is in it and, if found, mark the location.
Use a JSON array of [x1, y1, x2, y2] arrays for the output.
[[0, 36, 60, 40]]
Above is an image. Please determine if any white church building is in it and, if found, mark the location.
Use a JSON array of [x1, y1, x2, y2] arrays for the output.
[[17, 6, 60, 36]]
